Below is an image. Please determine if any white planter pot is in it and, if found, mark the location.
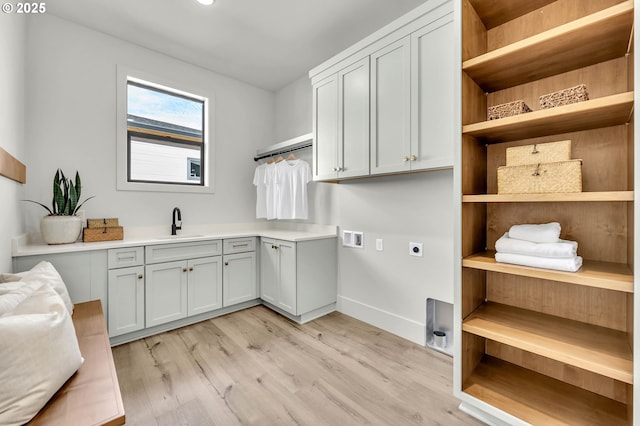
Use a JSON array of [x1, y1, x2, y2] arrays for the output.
[[41, 215, 83, 245]]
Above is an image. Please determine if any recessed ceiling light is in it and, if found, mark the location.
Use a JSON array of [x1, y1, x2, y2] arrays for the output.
[[197, 0, 215, 5]]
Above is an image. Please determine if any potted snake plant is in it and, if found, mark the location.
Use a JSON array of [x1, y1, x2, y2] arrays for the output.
[[24, 169, 94, 244]]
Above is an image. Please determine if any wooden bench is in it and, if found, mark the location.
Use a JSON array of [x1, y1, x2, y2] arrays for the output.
[[28, 300, 125, 425]]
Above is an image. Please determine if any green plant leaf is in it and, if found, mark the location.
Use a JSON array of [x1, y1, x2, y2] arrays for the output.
[[53, 170, 64, 215], [28, 169, 94, 216], [73, 195, 95, 215], [75, 171, 81, 201], [21, 200, 53, 215]]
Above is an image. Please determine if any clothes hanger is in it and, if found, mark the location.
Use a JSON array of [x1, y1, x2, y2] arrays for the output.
[[286, 153, 297, 161], [275, 155, 284, 163]]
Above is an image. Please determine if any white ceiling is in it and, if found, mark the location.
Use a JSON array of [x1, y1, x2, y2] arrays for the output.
[[47, 0, 427, 91]]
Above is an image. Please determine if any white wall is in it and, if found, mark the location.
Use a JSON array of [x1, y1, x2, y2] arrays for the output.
[[275, 75, 313, 142], [0, 13, 26, 271], [22, 15, 274, 235], [275, 75, 454, 345]]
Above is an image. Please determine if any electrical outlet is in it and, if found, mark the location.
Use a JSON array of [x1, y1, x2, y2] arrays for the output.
[[376, 239, 383, 251], [409, 242, 423, 257], [353, 232, 364, 248]]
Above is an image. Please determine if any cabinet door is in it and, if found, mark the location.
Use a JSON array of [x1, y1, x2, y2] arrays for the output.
[[188, 256, 223, 316], [145, 261, 188, 327], [338, 57, 370, 179], [313, 74, 339, 181], [370, 36, 411, 175], [260, 238, 278, 304], [223, 252, 257, 307], [108, 266, 144, 337], [410, 15, 454, 171], [277, 240, 297, 315]]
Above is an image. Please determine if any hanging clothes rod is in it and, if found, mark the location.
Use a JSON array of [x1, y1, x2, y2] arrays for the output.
[[253, 133, 313, 162]]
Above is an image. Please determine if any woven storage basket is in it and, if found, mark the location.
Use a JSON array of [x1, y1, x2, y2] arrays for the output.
[[497, 160, 582, 194], [83, 226, 124, 242], [506, 140, 571, 166], [539, 84, 588, 109], [488, 100, 532, 120]]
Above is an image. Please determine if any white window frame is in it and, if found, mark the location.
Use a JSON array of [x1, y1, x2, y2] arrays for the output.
[[116, 65, 215, 193]]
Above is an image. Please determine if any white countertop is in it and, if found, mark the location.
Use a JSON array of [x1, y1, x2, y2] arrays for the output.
[[12, 222, 338, 257]]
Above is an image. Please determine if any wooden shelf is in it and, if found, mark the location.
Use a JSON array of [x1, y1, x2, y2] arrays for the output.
[[464, 356, 628, 425], [463, 1, 633, 92], [462, 91, 634, 143], [463, 251, 633, 293], [463, 302, 633, 383], [462, 191, 634, 203], [466, 0, 556, 30]]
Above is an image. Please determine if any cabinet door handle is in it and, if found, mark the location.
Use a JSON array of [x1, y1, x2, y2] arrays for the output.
[[402, 156, 409, 162], [232, 243, 249, 248], [224, 261, 229, 266], [410, 154, 417, 161], [138, 274, 143, 280], [332, 166, 338, 172], [183, 267, 188, 272], [189, 267, 194, 272]]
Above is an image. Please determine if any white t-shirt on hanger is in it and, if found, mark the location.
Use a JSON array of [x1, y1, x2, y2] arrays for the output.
[[263, 162, 278, 220], [275, 159, 311, 220], [252, 163, 268, 219]]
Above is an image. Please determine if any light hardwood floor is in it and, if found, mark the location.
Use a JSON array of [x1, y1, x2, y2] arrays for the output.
[[112, 306, 482, 425]]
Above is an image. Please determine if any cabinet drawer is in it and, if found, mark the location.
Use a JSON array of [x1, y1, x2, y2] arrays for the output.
[[145, 240, 222, 264], [108, 247, 144, 269], [223, 237, 256, 254]]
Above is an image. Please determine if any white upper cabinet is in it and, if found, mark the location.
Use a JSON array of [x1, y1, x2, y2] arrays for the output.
[[313, 74, 339, 180], [338, 57, 370, 179], [410, 14, 454, 171], [310, 0, 454, 181], [370, 36, 411, 175], [313, 57, 370, 180]]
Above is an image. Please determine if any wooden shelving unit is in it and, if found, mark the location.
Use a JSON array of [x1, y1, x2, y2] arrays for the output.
[[457, 0, 635, 424], [463, 252, 633, 293], [464, 357, 628, 425]]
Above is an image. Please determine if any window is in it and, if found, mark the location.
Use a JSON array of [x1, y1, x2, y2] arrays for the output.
[[117, 67, 214, 193]]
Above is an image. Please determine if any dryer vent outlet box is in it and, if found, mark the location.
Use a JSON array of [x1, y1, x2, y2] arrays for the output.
[[343, 230, 363, 248]]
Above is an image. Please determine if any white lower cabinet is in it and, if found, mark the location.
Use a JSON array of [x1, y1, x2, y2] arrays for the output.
[[146, 256, 222, 328], [223, 251, 257, 307], [260, 237, 337, 321], [108, 265, 145, 337], [107, 247, 145, 338], [145, 241, 223, 328], [260, 238, 297, 314]]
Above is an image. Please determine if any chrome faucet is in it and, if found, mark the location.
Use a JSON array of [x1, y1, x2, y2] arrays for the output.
[[171, 207, 182, 235]]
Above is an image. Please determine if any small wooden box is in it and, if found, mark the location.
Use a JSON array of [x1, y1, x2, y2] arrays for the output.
[[506, 140, 572, 166], [497, 160, 582, 194], [487, 100, 532, 120], [87, 218, 119, 228], [83, 226, 124, 242], [539, 84, 588, 109]]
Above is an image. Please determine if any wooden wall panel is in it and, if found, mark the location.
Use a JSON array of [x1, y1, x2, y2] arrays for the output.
[[486, 125, 629, 193], [486, 340, 629, 404], [462, 268, 486, 319], [0, 147, 26, 184], [486, 202, 628, 263], [487, 57, 629, 110], [461, 0, 487, 61], [487, 272, 628, 331], [486, 0, 626, 51]]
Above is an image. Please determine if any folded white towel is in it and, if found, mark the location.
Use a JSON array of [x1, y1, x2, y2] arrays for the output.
[[495, 252, 582, 272], [495, 232, 577, 258], [508, 222, 561, 243]]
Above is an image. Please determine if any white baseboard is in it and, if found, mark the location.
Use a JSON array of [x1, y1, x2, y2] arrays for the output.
[[337, 295, 426, 345]]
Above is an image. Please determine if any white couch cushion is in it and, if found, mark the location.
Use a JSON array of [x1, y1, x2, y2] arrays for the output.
[[0, 261, 74, 314], [0, 282, 83, 426]]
